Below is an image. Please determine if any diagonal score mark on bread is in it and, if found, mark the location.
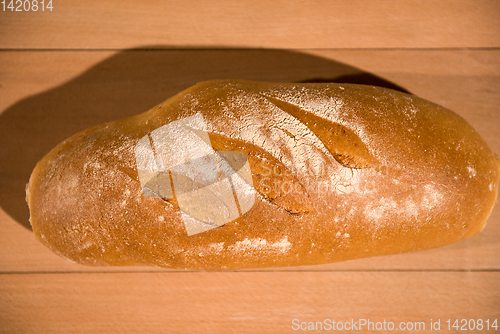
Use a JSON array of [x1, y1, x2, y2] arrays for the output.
[[208, 131, 312, 214], [261, 94, 379, 169]]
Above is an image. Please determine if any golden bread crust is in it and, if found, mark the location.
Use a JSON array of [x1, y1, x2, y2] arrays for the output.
[[27, 80, 499, 269]]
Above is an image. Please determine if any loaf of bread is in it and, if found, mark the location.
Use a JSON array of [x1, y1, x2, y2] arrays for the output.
[[26, 80, 499, 269]]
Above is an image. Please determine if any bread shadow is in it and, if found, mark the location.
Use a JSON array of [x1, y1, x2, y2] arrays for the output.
[[0, 47, 409, 230]]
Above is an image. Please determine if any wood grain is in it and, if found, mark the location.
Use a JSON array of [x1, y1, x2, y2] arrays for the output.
[[0, 0, 499, 49], [1, 272, 499, 333], [0, 49, 498, 275]]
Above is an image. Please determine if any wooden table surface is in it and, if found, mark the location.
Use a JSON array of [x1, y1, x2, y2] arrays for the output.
[[0, 1, 499, 333]]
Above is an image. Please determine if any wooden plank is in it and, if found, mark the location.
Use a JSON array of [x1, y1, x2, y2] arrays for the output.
[[1, 271, 498, 333], [0, 0, 499, 50], [0, 49, 499, 273], [304, 49, 500, 152]]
